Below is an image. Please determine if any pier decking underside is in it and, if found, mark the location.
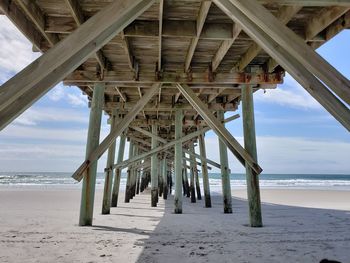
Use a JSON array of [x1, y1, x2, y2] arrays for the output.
[[2, 0, 348, 141]]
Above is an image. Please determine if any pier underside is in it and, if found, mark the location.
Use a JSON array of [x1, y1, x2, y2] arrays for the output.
[[0, 0, 349, 226]]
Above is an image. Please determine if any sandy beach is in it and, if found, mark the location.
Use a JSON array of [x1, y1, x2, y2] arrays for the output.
[[0, 187, 349, 263]]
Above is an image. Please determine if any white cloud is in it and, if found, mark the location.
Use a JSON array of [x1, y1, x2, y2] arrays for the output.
[[1, 124, 88, 142], [47, 85, 88, 107], [13, 107, 88, 126], [0, 17, 40, 78], [47, 85, 65, 102], [67, 93, 88, 107], [255, 74, 321, 110]]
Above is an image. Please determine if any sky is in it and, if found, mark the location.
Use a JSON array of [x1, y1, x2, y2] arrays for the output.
[[0, 16, 349, 174]]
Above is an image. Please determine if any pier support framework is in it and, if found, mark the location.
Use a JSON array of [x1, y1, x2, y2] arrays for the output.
[[79, 83, 105, 226], [1, 0, 349, 229], [174, 109, 183, 214], [242, 85, 263, 227]]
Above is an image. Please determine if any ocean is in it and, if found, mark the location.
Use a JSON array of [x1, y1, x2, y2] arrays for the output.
[[1, 172, 350, 192]]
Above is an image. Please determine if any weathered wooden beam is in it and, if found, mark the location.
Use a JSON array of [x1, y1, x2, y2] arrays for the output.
[[176, 83, 262, 175], [325, 11, 350, 40], [64, 0, 108, 71], [64, 70, 283, 86], [102, 110, 118, 215], [185, 0, 211, 72], [233, 5, 302, 72], [188, 142, 196, 203], [259, 0, 350, 5], [192, 142, 202, 200], [267, 11, 350, 71], [158, 0, 164, 71], [198, 132, 211, 207], [64, 0, 84, 26], [115, 87, 127, 102], [79, 83, 105, 226], [126, 116, 236, 128], [46, 18, 237, 40], [151, 124, 159, 207], [174, 109, 183, 213], [207, 88, 227, 103], [242, 85, 263, 227], [225, 0, 350, 105], [214, 0, 350, 131], [0, 0, 156, 131], [111, 134, 126, 207], [211, 24, 242, 72], [0, 0, 43, 51], [305, 6, 349, 40], [105, 101, 238, 112], [162, 158, 168, 199], [72, 83, 160, 182], [124, 141, 135, 203], [15, 0, 59, 46], [217, 110, 232, 213], [120, 30, 135, 72]]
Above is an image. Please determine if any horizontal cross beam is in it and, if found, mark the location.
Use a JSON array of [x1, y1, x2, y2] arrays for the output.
[[64, 70, 283, 85]]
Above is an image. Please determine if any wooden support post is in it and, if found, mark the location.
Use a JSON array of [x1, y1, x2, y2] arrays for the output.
[[162, 158, 168, 199], [79, 83, 105, 226], [176, 83, 262, 174], [140, 168, 146, 192], [111, 134, 126, 207], [0, 0, 155, 131], [102, 110, 118, 215], [217, 111, 233, 214], [125, 141, 134, 203], [136, 169, 141, 195], [198, 132, 211, 208], [174, 109, 183, 214], [191, 142, 202, 200], [159, 160, 164, 197], [189, 147, 196, 203], [130, 145, 138, 198], [242, 85, 263, 227], [183, 156, 191, 198], [181, 168, 186, 195], [151, 124, 159, 207], [168, 169, 173, 194]]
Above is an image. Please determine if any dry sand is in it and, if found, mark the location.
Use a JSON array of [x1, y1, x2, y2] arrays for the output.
[[0, 187, 349, 262]]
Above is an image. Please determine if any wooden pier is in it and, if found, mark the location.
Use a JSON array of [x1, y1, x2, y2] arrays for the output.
[[0, 0, 349, 227]]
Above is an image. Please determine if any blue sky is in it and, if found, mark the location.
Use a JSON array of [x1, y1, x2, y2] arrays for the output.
[[0, 16, 349, 174]]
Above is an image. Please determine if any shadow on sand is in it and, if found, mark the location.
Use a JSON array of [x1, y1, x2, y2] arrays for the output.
[[128, 193, 350, 263]]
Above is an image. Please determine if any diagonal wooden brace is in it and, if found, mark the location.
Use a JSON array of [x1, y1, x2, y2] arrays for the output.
[[176, 83, 262, 175]]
